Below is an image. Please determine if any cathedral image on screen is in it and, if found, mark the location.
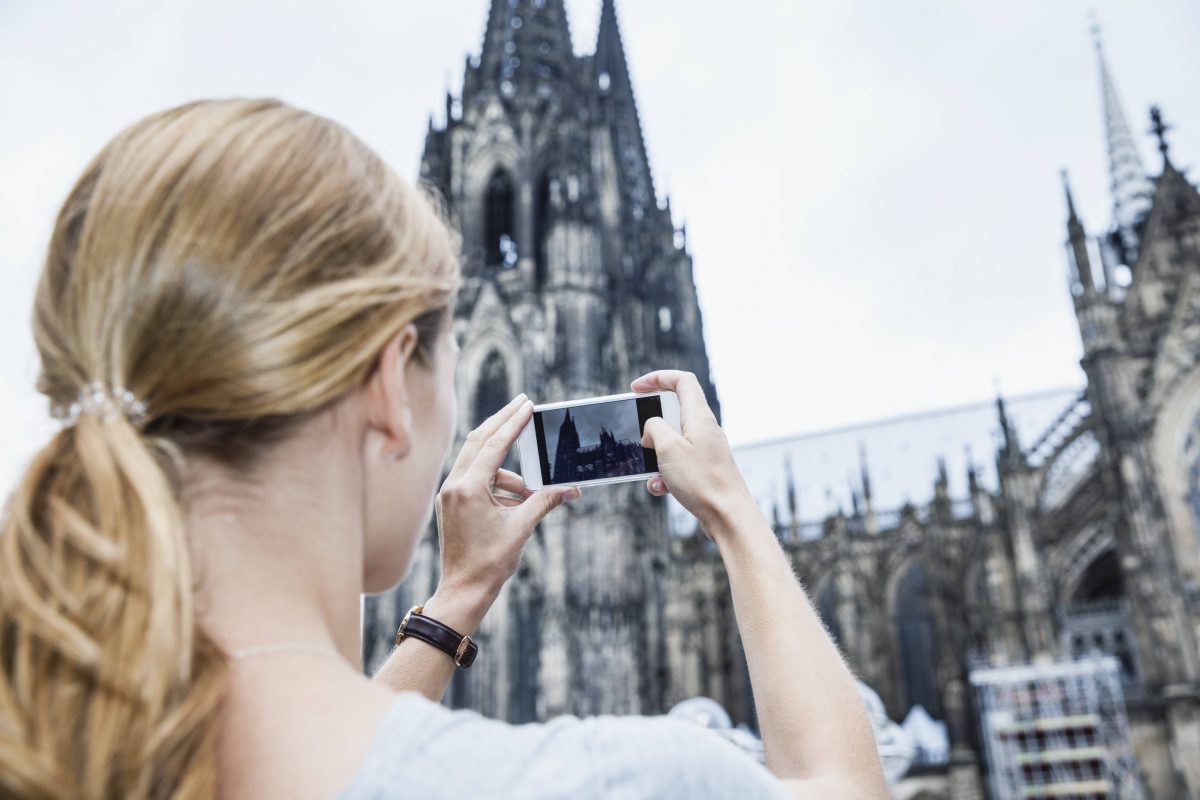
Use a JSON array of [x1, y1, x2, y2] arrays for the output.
[[542, 402, 646, 484]]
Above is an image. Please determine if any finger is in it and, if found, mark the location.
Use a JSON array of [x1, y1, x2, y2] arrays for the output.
[[517, 485, 580, 528], [646, 476, 669, 496], [467, 400, 535, 483], [495, 468, 534, 497], [631, 370, 714, 423], [641, 415, 687, 453], [451, 393, 528, 478], [494, 494, 525, 508]]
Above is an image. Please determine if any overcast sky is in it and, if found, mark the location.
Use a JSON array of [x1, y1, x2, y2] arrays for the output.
[[2, 0, 1198, 495]]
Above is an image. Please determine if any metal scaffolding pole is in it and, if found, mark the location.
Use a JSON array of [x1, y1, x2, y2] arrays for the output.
[[970, 657, 1144, 800]]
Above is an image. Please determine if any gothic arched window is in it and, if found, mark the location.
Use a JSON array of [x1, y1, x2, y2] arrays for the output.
[[1072, 548, 1124, 602], [473, 350, 510, 427], [534, 172, 553, 288], [816, 582, 842, 650], [968, 562, 991, 655], [484, 169, 517, 268], [1062, 549, 1139, 681], [893, 563, 942, 718]]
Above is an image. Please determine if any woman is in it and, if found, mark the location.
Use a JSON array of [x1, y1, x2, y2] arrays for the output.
[[0, 99, 887, 800]]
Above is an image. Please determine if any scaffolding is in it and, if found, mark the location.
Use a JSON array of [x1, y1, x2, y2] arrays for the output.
[[970, 657, 1144, 800]]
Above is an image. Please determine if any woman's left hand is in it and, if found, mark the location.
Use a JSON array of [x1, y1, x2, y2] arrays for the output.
[[429, 393, 579, 625]]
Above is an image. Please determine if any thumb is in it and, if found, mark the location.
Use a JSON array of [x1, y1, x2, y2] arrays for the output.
[[641, 416, 684, 451], [519, 485, 580, 527]]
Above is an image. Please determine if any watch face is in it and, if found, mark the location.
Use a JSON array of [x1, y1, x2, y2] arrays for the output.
[[394, 605, 422, 646]]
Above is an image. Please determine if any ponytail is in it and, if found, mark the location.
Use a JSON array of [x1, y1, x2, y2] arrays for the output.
[[0, 412, 225, 799]]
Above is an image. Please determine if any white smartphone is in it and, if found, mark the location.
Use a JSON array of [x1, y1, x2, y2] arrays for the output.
[[516, 390, 682, 490]]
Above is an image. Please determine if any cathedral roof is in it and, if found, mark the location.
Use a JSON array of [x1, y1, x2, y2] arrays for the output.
[[671, 388, 1084, 535]]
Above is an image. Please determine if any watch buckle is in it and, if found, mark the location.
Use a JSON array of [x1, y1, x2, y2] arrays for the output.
[[454, 635, 473, 668]]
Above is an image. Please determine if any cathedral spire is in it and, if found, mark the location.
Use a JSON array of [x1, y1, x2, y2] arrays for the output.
[[595, 0, 656, 224], [477, 0, 576, 99], [1091, 18, 1153, 255]]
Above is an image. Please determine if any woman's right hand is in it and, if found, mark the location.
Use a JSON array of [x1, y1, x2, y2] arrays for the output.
[[431, 394, 579, 623], [636, 372, 891, 799], [632, 370, 756, 536]]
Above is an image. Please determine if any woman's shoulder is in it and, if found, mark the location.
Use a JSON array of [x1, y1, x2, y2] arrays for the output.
[[338, 692, 791, 800]]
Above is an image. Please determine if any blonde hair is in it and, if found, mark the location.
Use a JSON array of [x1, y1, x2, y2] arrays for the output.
[[0, 99, 461, 799]]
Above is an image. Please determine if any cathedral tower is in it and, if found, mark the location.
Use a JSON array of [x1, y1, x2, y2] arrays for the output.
[[365, 0, 722, 723]]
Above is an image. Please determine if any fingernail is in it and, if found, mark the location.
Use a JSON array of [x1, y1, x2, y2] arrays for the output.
[[564, 488, 581, 502], [651, 478, 664, 492]]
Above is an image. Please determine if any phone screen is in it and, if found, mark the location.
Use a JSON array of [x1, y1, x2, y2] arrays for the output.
[[532, 395, 663, 485]]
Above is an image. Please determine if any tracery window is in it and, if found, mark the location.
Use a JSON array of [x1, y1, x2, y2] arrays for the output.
[[473, 350, 510, 427], [484, 169, 517, 268], [1062, 549, 1139, 682], [894, 563, 943, 718]]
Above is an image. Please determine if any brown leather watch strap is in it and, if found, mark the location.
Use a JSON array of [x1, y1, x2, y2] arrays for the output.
[[394, 605, 478, 669]]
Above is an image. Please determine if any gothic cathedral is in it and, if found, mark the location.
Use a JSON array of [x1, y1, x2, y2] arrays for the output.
[[363, 0, 720, 723]]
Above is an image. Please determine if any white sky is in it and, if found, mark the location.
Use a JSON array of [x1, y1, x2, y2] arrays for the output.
[[2, 0, 1198, 496]]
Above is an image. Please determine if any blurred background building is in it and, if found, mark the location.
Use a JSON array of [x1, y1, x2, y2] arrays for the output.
[[676, 29, 1200, 800], [352, 2, 1199, 797]]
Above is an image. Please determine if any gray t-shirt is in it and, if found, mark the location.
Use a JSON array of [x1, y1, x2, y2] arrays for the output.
[[337, 691, 791, 799]]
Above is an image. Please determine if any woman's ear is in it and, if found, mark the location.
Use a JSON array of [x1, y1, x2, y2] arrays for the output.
[[364, 323, 421, 461]]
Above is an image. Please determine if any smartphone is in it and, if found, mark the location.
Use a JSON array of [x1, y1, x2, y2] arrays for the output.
[[517, 390, 682, 490]]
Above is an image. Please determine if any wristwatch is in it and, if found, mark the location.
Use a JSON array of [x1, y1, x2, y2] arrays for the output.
[[394, 605, 478, 669]]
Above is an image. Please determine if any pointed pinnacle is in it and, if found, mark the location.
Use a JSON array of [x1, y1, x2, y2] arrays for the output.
[[1150, 105, 1172, 162], [1061, 169, 1080, 222]]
